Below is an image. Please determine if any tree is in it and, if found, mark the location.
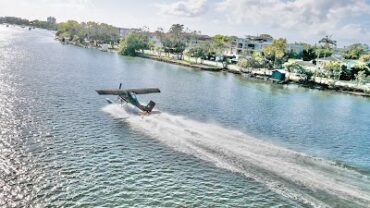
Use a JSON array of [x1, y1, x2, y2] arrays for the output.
[[359, 54, 370, 62], [119, 32, 149, 56], [238, 52, 266, 70], [283, 61, 305, 74], [322, 61, 343, 79], [154, 28, 165, 57], [154, 27, 165, 45], [316, 35, 336, 58], [0, 16, 29, 25], [56, 20, 119, 46], [57, 20, 82, 41], [237, 59, 249, 69], [343, 43, 369, 59], [262, 38, 287, 68], [351, 62, 370, 78], [84, 22, 119, 45], [339, 68, 353, 81], [237, 58, 260, 70], [252, 51, 265, 65], [318, 35, 337, 49], [212, 34, 231, 54], [355, 70, 367, 84], [210, 35, 232, 67], [287, 49, 303, 59], [184, 29, 200, 46], [169, 24, 184, 38], [185, 42, 210, 64], [162, 38, 185, 54], [282, 61, 314, 81], [99, 23, 120, 44], [161, 24, 187, 57], [30, 19, 56, 30], [315, 46, 333, 58], [302, 44, 317, 61], [155, 27, 165, 40]]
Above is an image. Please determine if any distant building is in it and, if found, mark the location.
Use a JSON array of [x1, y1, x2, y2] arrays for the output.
[[118, 28, 140, 37], [47, 16, 56, 24], [188, 34, 211, 46], [148, 33, 211, 50], [344, 60, 360, 69], [316, 56, 344, 66], [294, 60, 317, 72], [148, 34, 162, 48], [287, 43, 304, 55], [226, 35, 273, 58]]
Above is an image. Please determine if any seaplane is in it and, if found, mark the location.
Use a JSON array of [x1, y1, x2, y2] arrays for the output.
[[96, 83, 160, 113]]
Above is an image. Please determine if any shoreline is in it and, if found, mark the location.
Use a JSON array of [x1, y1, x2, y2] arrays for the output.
[[138, 53, 223, 72], [57, 39, 370, 98], [137, 52, 370, 98]]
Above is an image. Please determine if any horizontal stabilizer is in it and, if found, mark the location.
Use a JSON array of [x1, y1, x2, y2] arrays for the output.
[[96, 88, 160, 95]]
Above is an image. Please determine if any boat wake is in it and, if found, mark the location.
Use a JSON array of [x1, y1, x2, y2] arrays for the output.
[[102, 104, 370, 208]]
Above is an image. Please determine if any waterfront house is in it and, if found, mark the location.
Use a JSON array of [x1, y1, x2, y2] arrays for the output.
[[294, 60, 317, 72], [118, 27, 140, 37], [287, 43, 304, 55], [226, 35, 273, 58], [188, 34, 211, 46], [344, 60, 370, 79], [148, 34, 163, 48], [316, 56, 344, 67], [344, 60, 363, 69]]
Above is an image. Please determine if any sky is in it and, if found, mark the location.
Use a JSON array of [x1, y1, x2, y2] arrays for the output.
[[1, 0, 370, 46]]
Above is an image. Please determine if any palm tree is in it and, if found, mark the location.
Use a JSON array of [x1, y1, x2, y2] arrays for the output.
[[319, 35, 337, 49]]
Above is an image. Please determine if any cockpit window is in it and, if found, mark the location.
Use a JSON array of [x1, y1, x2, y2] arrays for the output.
[[129, 92, 137, 99]]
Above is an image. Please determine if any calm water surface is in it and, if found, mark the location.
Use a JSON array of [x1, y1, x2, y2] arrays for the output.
[[1, 26, 369, 207]]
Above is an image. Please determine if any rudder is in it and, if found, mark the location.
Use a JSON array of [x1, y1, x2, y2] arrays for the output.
[[146, 100, 156, 112]]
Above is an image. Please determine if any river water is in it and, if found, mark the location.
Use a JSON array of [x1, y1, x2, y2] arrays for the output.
[[1, 26, 369, 207]]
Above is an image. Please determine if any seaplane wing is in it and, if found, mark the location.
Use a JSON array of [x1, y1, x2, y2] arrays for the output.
[[96, 88, 160, 95]]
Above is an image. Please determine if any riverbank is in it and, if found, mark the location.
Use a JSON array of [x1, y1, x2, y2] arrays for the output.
[[55, 36, 118, 52], [56, 39, 370, 98], [138, 51, 370, 98], [243, 73, 370, 97], [138, 53, 223, 72]]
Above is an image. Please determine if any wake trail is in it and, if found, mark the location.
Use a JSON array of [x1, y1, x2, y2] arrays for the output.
[[103, 104, 370, 208]]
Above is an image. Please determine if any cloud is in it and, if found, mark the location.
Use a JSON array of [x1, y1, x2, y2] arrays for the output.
[[216, 0, 370, 44], [40, 0, 91, 10], [158, 0, 208, 17]]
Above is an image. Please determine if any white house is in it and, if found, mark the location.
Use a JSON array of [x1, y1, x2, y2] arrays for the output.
[[148, 34, 162, 48], [294, 60, 318, 72], [188, 34, 211, 46], [118, 28, 140, 37], [287, 43, 304, 55], [226, 35, 273, 58]]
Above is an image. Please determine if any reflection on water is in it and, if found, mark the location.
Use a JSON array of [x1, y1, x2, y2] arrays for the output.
[[0, 26, 369, 207]]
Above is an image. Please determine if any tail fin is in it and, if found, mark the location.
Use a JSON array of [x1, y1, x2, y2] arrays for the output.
[[146, 100, 156, 112]]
